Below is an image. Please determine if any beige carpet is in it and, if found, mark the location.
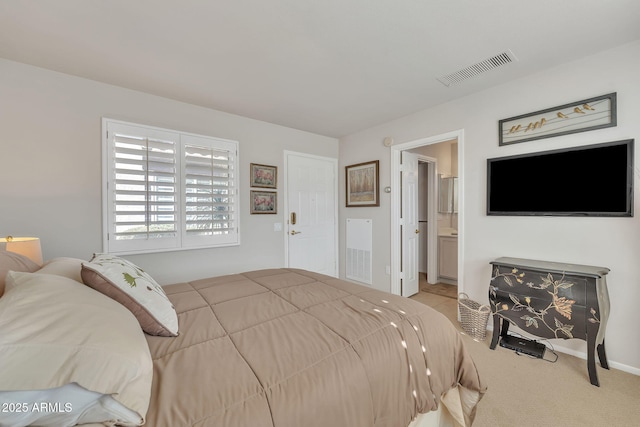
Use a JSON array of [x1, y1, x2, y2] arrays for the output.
[[410, 291, 640, 427], [419, 273, 458, 299]]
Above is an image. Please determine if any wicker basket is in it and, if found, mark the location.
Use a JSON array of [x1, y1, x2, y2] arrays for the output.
[[458, 293, 491, 341]]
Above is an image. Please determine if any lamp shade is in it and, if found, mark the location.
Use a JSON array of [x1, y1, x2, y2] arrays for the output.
[[1, 236, 43, 266]]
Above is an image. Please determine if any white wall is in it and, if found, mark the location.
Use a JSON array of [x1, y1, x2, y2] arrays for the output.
[[339, 41, 640, 372], [0, 59, 338, 284]]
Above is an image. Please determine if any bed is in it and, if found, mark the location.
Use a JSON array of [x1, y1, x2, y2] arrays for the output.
[[0, 253, 485, 427]]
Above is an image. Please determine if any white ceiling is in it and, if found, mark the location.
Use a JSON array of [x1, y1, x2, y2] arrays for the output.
[[1, 1, 639, 138]]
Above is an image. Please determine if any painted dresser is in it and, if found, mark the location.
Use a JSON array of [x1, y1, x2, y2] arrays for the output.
[[488, 257, 610, 386]]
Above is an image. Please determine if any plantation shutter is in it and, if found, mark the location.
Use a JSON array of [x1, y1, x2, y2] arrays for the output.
[[104, 119, 239, 255], [182, 134, 238, 247], [106, 123, 180, 253]]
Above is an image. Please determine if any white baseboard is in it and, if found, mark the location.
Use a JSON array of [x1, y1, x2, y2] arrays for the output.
[[486, 324, 640, 376], [550, 343, 640, 376]]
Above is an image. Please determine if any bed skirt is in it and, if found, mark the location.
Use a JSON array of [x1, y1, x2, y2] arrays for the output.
[[409, 385, 483, 427]]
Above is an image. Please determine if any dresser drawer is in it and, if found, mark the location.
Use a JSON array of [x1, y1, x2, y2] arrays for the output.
[[490, 289, 587, 340], [491, 265, 587, 306]]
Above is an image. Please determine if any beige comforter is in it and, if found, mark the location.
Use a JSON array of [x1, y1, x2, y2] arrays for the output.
[[144, 269, 485, 426]]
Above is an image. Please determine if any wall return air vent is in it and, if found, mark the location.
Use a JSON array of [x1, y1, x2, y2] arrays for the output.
[[437, 50, 518, 87]]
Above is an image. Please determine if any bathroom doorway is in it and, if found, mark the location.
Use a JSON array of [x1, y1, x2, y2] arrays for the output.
[[390, 129, 463, 297], [410, 141, 458, 290]]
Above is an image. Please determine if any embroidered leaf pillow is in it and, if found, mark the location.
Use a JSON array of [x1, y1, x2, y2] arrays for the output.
[[81, 254, 178, 336]]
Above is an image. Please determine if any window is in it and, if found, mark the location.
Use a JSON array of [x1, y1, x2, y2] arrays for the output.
[[102, 119, 239, 254]]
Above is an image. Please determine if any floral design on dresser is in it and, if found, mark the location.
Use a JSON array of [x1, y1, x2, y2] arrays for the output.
[[489, 267, 578, 339]]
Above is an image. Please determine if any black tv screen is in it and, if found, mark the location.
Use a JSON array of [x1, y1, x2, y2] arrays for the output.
[[487, 139, 634, 216]]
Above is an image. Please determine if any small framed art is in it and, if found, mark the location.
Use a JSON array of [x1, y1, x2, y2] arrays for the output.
[[345, 160, 379, 207], [250, 163, 277, 188], [250, 190, 277, 214]]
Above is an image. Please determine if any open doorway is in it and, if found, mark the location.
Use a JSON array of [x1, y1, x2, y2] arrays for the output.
[[411, 145, 458, 298], [390, 129, 464, 297]]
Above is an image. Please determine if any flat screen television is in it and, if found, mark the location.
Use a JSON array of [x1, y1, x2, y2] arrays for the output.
[[487, 139, 634, 217]]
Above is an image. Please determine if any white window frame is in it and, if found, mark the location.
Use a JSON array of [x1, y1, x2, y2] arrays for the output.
[[102, 118, 240, 255]]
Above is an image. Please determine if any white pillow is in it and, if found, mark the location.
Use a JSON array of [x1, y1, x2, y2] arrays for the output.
[[0, 251, 40, 297], [0, 383, 141, 427], [36, 257, 85, 283], [81, 254, 179, 336], [0, 271, 153, 426]]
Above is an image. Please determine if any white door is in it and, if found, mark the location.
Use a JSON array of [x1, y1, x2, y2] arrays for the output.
[[402, 151, 419, 296], [285, 152, 338, 277]]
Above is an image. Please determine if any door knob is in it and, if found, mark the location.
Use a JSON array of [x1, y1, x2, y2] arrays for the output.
[[290, 230, 301, 235], [415, 229, 420, 234]]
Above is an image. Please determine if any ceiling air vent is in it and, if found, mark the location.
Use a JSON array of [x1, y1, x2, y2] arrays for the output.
[[437, 49, 518, 87]]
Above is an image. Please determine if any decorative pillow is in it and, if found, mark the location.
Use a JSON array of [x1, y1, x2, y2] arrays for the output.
[[0, 271, 153, 426], [0, 251, 40, 297], [81, 254, 179, 336], [36, 257, 85, 283]]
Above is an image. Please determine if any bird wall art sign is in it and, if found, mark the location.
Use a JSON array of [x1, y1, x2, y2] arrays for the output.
[[498, 93, 616, 146]]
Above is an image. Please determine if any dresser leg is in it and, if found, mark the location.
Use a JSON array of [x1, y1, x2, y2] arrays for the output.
[[489, 315, 501, 350], [500, 317, 510, 337], [587, 334, 600, 387], [597, 339, 609, 370]]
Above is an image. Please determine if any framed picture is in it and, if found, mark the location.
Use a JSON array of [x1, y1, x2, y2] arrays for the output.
[[346, 160, 379, 207], [250, 190, 277, 214], [499, 93, 617, 146], [250, 163, 277, 188]]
